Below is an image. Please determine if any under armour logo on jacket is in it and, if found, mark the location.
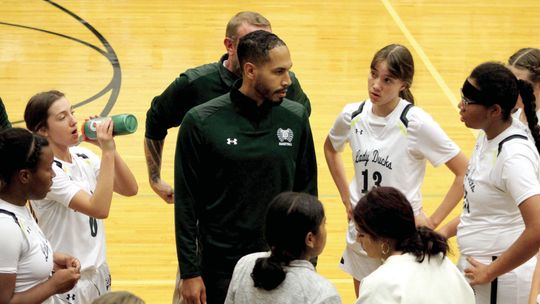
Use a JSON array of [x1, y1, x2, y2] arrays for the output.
[[227, 138, 237, 145]]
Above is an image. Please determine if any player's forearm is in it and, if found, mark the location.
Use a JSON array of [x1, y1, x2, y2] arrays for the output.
[[488, 227, 540, 280], [112, 151, 138, 196], [90, 150, 115, 218], [437, 216, 460, 239], [324, 137, 350, 205], [430, 176, 464, 228], [431, 152, 468, 227]]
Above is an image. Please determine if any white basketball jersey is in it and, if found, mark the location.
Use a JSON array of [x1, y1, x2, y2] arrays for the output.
[[0, 200, 53, 293], [329, 99, 460, 213], [30, 146, 106, 271], [457, 120, 540, 256]]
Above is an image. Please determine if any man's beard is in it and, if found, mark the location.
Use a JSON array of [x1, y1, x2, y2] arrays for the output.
[[254, 80, 284, 103]]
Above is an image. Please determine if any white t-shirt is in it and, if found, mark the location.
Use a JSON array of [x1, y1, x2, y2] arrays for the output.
[[328, 99, 459, 214], [457, 120, 540, 256], [356, 253, 474, 304], [0, 200, 53, 292], [30, 146, 106, 271], [225, 252, 341, 304]]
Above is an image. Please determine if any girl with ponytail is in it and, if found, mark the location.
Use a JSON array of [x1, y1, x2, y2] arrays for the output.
[[444, 62, 540, 304], [353, 186, 474, 303], [507, 50, 540, 303], [224, 192, 340, 304], [324, 43, 468, 296], [508, 48, 540, 124]]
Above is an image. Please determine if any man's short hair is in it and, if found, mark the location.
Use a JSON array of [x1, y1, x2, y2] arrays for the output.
[[237, 30, 286, 73], [225, 11, 271, 41]]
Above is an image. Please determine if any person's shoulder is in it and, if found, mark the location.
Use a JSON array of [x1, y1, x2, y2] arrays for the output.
[[368, 254, 416, 280], [181, 61, 221, 82], [397, 100, 432, 121], [0, 212, 23, 242], [236, 251, 270, 268], [70, 146, 98, 159], [241, 251, 270, 261], [402, 102, 442, 134], [185, 93, 232, 122], [280, 99, 309, 118]]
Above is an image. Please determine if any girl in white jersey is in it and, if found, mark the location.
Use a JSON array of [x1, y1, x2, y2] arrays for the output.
[[324, 44, 468, 296], [24, 91, 138, 304], [440, 62, 540, 304], [507, 48, 540, 304], [0, 128, 80, 304]]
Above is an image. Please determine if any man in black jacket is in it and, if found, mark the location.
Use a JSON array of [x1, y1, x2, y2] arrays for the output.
[[175, 30, 317, 304]]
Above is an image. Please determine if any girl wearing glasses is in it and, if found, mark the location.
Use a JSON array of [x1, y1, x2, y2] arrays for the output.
[[445, 62, 540, 304], [324, 44, 468, 296]]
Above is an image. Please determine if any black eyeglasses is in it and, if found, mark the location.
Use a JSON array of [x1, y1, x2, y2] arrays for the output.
[[460, 90, 480, 106]]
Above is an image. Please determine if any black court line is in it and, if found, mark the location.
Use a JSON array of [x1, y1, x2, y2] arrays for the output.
[[1, 0, 121, 125]]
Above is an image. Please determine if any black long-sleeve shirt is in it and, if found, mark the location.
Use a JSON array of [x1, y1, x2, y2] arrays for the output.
[[174, 82, 317, 279]]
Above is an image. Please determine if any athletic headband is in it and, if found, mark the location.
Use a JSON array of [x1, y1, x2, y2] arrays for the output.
[[461, 79, 492, 106]]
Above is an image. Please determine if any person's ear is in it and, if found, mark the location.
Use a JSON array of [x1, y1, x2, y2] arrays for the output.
[[399, 81, 408, 92], [37, 126, 48, 137], [305, 231, 315, 249], [490, 104, 504, 118], [18, 169, 31, 184], [243, 62, 256, 80], [224, 37, 235, 55]]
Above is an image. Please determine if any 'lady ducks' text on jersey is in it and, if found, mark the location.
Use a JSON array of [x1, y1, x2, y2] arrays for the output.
[[328, 98, 459, 213]]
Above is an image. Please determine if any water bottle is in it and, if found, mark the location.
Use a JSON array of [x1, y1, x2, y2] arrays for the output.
[[82, 114, 138, 140]]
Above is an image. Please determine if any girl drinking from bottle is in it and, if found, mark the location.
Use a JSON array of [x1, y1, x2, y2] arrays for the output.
[[24, 90, 138, 304]]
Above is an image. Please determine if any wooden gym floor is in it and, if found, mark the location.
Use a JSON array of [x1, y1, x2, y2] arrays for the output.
[[1, 0, 538, 302]]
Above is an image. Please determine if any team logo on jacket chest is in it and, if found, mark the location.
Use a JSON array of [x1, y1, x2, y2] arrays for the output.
[[277, 128, 293, 146]]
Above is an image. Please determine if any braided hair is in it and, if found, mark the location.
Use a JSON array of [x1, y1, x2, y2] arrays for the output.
[[508, 48, 540, 85]]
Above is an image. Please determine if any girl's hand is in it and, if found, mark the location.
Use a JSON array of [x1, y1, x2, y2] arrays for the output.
[[464, 256, 494, 285]]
